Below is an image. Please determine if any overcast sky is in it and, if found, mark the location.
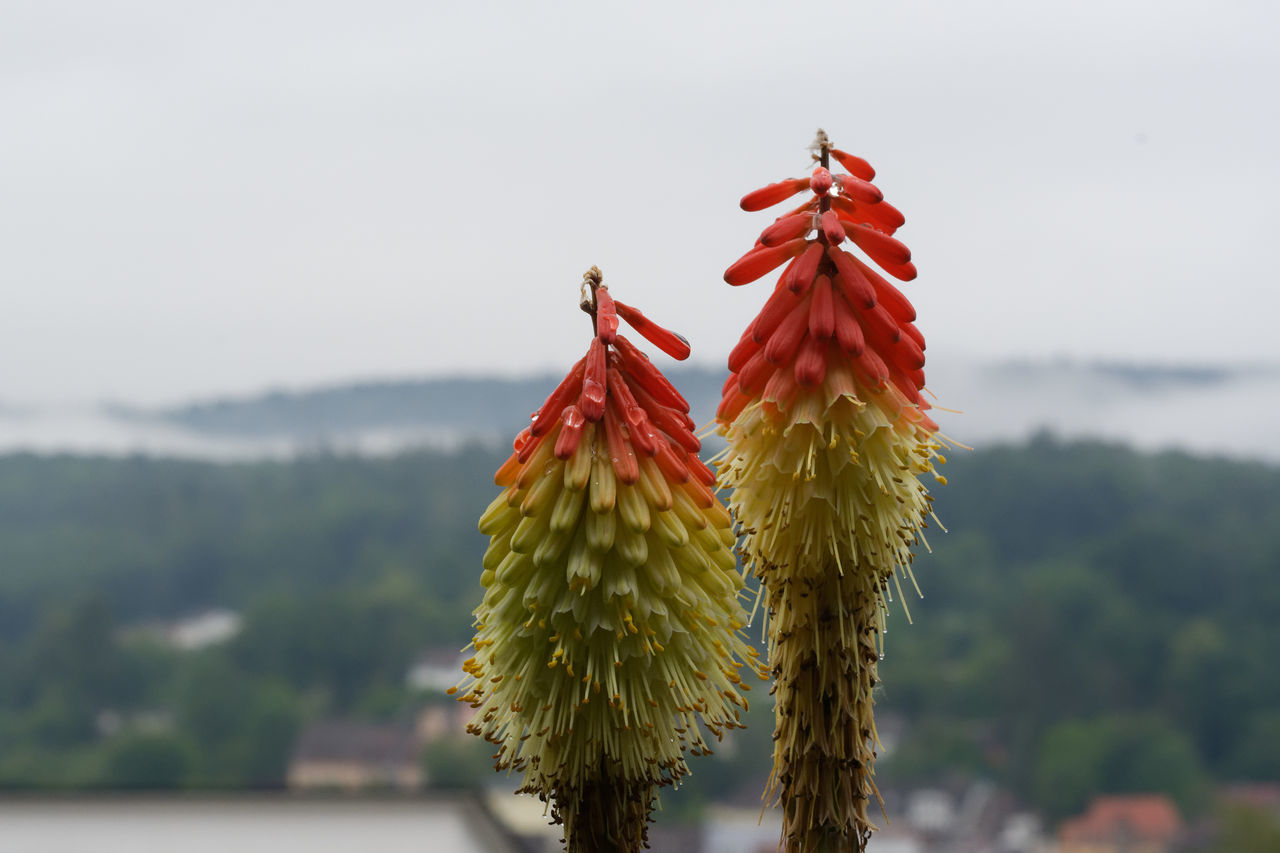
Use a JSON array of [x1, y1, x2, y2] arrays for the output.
[[2, 0, 1276, 405]]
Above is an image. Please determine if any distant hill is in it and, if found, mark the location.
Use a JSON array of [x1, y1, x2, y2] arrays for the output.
[[0, 359, 1276, 461], [152, 369, 731, 441]]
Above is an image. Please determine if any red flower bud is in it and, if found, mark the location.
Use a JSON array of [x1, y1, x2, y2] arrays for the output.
[[752, 284, 804, 344], [829, 148, 875, 180], [764, 300, 811, 366], [740, 177, 811, 211], [724, 238, 808, 286], [793, 334, 828, 388], [613, 336, 689, 409], [594, 286, 619, 344], [835, 175, 883, 205], [820, 209, 847, 245], [530, 358, 586, 438], [808, 274, 836, 340], [759, 213, 815, 247], [612, 303, 692, 361], [781, 242, 826, 294], [554, 405, 586, 459], [845, 223, 912, 271], [810, 167, 833, 196], [828, 246, 877, 309]]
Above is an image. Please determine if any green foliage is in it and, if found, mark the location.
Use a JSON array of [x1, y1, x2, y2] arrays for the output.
[[1209, 802, 1280, 853], [420, 737, 493, 790], [0, 437, 1277, 817], [1033, 714, 1205, 819], [99, 731, 197, 789], [879, 717, 990, 783]]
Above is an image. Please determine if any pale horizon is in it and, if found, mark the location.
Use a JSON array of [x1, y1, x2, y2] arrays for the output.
[[4, 1, 1276, 405]]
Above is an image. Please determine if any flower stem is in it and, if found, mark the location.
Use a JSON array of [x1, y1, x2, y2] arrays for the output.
[[557, 761, 654, 853]]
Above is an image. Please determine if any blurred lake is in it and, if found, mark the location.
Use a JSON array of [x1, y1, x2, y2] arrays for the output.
[[0, 797, 517, 853]]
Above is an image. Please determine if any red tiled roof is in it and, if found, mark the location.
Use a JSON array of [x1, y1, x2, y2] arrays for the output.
[[1059, 795, 1183, 843]]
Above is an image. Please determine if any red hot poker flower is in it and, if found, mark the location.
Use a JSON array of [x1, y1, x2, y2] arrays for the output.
[[461, 267, 765, 853], [715, 130, 950, 853]]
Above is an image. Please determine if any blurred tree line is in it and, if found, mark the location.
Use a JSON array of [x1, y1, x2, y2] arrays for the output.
[[0, 436, 1277, 820]]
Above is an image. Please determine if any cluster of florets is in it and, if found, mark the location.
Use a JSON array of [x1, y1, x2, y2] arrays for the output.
[[456, 274, 766, 845]]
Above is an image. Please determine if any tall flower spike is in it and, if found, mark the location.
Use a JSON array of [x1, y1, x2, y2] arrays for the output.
[[457, 267, 767, 853], [716, 131, 949, 852]]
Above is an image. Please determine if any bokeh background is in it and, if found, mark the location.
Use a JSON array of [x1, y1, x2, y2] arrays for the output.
[[2, 1, 1277, 851]]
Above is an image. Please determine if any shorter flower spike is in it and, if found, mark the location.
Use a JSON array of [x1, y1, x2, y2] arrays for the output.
[[461, 270, 766, 852]]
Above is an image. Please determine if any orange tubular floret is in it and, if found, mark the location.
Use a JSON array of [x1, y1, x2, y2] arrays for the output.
[[830, 290, 866, 356], [808, 274, 836, 340], [612, 303, 692, 361], [894, 330, 927, 373], [820, 210, 847, 245], [724, 239, 808, 286], [740, 177, 811, 212], [760, 213, 815, 247], [829, 148, 875, 180], [579, 379, 606, 422], [854, 346, 890, 388], [809, 167, 833, 196], [627, 380, 700, 455], [828, 247, 877, 309], [860, 303, 903, 348], [794, 334, 828, 388], [831, 194, 905, 234], [687, 450, 717, 488], [763, 301, 811, 367], [761, 363, 799, 413], [554, 405, 587, 460], [780, 242, 826, 295], [751, 284, 804, 344], [494, 453, 522, 487], [736, 348, 774, 396], [835, 175, 883, 205], [861, 261, 917, 324], [603, 397, 640, 485], [846, 223, 912, 271], [728, 330, 763, 373], [530, 358, 586, 438], [877, 259, 919, 282], [717, 389, 752, 424], [595, 287, 619, 344], [653, 439, 691, 484], [580, 338, 608, 422], [902, 322, 926, 352], [613, 336, 690, 409]]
